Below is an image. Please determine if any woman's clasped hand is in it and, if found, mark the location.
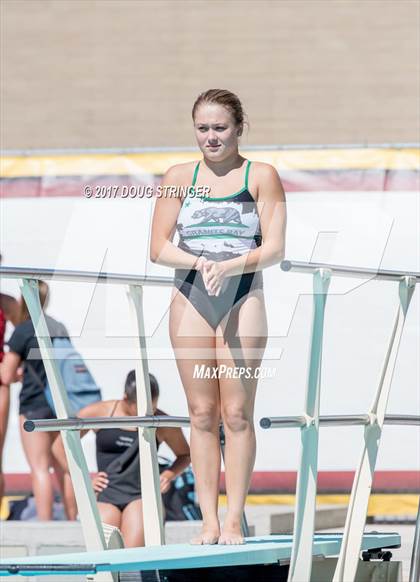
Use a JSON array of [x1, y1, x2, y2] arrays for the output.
[[195, 257, 228, 297]]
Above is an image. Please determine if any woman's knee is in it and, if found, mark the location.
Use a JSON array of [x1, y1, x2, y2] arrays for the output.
[[189, 403, 220, 432], [27, 452, 52, 473], [30, 463, 51, 477], [222, 405, 253, 433]]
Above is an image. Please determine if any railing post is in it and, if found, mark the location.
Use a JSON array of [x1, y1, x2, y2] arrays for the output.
[[20, 279, 115, 582], [127, 284, 165, 546], [288, 268, 331, 582], [332, 276, 416, 582]]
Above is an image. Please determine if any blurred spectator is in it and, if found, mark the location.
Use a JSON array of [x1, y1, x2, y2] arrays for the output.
[[54, 370, 191, 547], [0, 253, 19, 511], [0, 281, 77, 520]]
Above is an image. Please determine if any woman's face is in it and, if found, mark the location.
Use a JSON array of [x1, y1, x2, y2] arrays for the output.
[[194, 103, 241, 161]]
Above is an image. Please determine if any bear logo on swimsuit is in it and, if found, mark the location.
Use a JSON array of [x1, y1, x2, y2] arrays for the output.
[[192, 207, 242, 224]]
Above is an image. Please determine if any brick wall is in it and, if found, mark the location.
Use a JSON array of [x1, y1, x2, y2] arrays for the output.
[[1, 0, 419, 149]]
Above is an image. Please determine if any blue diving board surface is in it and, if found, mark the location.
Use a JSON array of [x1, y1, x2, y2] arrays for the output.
[[0, 533, 400, 576]]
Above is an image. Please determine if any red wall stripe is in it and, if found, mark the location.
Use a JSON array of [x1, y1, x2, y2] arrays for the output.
[[1, 170, 419, 199], [5, 471, 419, 494]]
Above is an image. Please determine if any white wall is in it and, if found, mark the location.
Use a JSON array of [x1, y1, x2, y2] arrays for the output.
[[1, 191, 419, 472]]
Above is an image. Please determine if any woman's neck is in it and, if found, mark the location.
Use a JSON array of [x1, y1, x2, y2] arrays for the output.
[[203, 152, 243, 177], [119, 399, 135, 416]]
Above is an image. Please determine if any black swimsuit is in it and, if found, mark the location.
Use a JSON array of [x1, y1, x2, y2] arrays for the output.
[[96, 427, 137, 473], [96, 402, 162, 512], [174, 160, 263, 329]]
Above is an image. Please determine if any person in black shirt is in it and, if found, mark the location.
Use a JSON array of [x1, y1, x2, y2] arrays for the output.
[[0, 281, 76, 520]]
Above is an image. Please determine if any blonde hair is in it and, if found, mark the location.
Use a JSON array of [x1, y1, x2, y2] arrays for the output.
[[192, 89, 249, 133], [19, 280, 49, 323]]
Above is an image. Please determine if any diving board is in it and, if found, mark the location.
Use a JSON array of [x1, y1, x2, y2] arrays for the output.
[[0, 533, 401, 576]]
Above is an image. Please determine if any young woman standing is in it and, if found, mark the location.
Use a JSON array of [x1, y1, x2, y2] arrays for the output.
[[150, 89, 286, 544]]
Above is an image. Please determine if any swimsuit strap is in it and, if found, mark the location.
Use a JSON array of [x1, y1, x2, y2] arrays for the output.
[[192, 161, 200, 187], [245, 159, 251, 191], [192, 159, 250, 189], [109, 400, 119, 418]]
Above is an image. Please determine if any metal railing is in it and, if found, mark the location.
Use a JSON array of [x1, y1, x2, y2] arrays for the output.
[[1, 267, 174, 582], [1, 260, 419, 582], [269, 260, 419, 582], [260, 414, 420, 428]]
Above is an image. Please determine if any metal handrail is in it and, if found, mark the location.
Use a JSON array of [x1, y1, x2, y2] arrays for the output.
[[260, 414, 420, 429], [0, 267, 173, 287], [2, 262, 420, 286], [281, 260, 420, 282], [24, 415, 191, 432]]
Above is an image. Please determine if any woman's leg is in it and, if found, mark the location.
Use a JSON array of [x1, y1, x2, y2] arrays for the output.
[[216, 290, 268, 544], [169, 288, 221, 544], [50, 445, 78, 520], [60, 470, 78, 520], [97, 501, 122, 530], [0, 385, 10, 508], [19, 414, 55, 520], [120, 499, 144, 547]]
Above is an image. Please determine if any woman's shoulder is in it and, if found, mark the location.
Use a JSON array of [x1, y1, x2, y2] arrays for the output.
[[78, 399, 117, 418], [7, 318, 32, 354], [44, 314, 69, 337], [162, 161, 198, 184], [248, 161, 284, 199], [249, 160, 279, 179], [10, 318, 31, 332], [8, 318, 33, 342]]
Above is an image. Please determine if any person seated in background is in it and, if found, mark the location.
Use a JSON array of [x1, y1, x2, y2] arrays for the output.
[[53, 370, 191, 547], [0, 281, 76, 520], [0, 252, 20, 512]]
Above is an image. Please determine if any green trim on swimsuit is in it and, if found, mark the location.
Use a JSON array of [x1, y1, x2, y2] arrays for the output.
[[200, 187, 247, 201], [184, 221, 249, 229], [245, 159, 251, 190], [182, 234, 257, 240], [192, 162, 200, 187], [191, 160, 252, 201]]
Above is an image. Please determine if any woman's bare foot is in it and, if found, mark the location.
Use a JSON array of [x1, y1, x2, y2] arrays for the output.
[[218, 519, 245, 545], [190, 523, 220, 545]]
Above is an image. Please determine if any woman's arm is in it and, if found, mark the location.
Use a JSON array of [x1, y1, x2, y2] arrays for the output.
[[0, 352, 22, 385], [222, 163, 287, 276], [157, 425, 191, 493], [150, 164, 204, 270]]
